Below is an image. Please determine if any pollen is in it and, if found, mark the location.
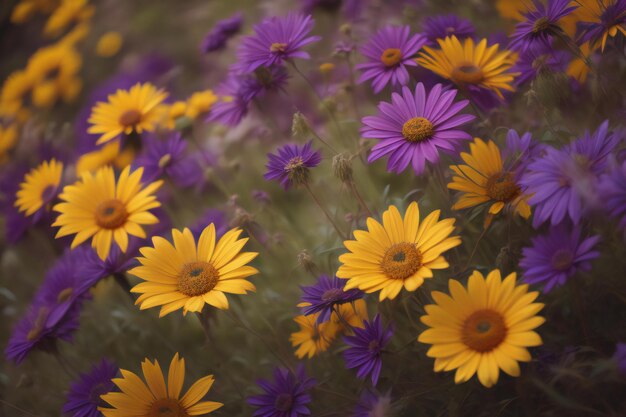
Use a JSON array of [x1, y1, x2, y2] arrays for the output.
[[95, 199, 128, 229], [380, 242, 423, 280], [402, 117, 434, 142], [178, 261, 219, 297], [380, 48, 403, 67]]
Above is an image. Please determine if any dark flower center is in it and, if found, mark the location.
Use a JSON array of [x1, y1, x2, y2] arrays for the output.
[[118, 109, 142, 128], [402, 117, 434, 142], [274, 393, 294, 412], [158, 153, 172, 169], [57, 287, 74, 303], [178, 261, 219, 296], [270, 42, 288, 53], [89, 383, 110, 406], [533, 17, 551, 34], [451, 64, 484, 85], [461, 309, 507, 352], [40, 184, 57, 204], [321, 287, 343, 303], [381, 242, 422, 280], [27, 307, 48, 342], [368, 339, 381, 353], [380, 48, 403, 67], [284, 156, 309, 185], [486, 174, 521, 202], [95, 199, 128, 229], [148, 398, 189, 417], [551, 249, 574, 271]]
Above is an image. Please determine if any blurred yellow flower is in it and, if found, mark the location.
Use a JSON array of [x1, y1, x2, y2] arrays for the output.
[[75, 141, 134, 176], [15, 159, 64, 216], [10, 0, 58, 24], [290, 313, 339, 358], [0, 124, 19, 162], [185, 89, 218, 119], [0, 71, 34, 118], [96, 31, 123, 57], [44, 0, 94, 38]]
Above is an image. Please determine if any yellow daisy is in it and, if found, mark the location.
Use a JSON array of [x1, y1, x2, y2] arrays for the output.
[[88, 83, 168, 145], [0, 70, 34, 118], [290, 313, 340, 359], [10, 0, 58, 24], [100, 353, 222, 417], [337, 202, 461, 301], [15, 159, 63, 216], [185, 89, 218, 119], [418, 269, 545, 388], [75, 141, 134, 176], [53, 165, 163, 260], [331, 299, 368, 331], [96, 31, 123, 57], [448, 138, 531, 220], [0, 124, 18, 161], [43, 0, 94, 38], [129, 224, 259, 317], [417, 36, 519, 99], [567, 42, 594, 83]]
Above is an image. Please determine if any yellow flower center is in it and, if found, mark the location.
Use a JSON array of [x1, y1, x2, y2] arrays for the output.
[[158, 153, 172, 168], [178, 261, 219, 297], [486, 174, 520, 202], [402, 117, 434, 142], [274, 393, 294, 412], [118, 109, 142, 128], [148, 398, 189, 417], [95, 199, 128, 229], [533, 17, 551, 34], [57, 288, 73, 303], [270, 42, 288, 53], [551, 249, 573, 271], [461, 309, 507, 352], [380, 48, 402, 67], [451, 64, 484, 85], [27, 307, 48, 342], [285, 156, 309, 185], [380, 242, 422, 280]]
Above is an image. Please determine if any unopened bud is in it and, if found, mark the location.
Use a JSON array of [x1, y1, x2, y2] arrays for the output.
[[291, 111, 312, 137], [339, 23, 352, 36], [333, 153, 353, 183], [297, 250, 318, 274]]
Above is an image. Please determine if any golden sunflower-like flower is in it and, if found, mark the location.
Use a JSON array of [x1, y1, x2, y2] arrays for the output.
[[43, 0, 94, 38], [129, 224, 259, 317], [53, 165, 163, 260], [0, 124, 18, 161], [337, 202, 461, 301], [15, 159, 64, 216], [96, 31, 123, 57], [75, 141, 134, 176], [88, 82, 168, 145], [0, 70, 34, 119], [417, 36, 519, 99], [185, 89, 218, 119], [290, 313, 340, 359], [418, 269, 545, 388], [331, 299, 368, 331], [448, 138, 531, 219], [100, 353, 222, 417]]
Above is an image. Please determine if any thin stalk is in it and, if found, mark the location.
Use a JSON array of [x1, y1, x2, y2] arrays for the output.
[[113, 272, 136, 303], [348, 180, 372, 218], [304, 183, 347, 240], [464, 226, 489, 270]]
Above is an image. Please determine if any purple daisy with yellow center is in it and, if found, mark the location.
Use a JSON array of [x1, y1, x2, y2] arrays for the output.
[[422, 14, 475, 45], [300, 274, 363, 323], [343, 314, 393, 386], [247, 365, 316, 417], [361, 83, 474, 175], [356, 25, 427, 93], [509, 0, 578, 52], [264, 141, 322, 189], [201, 12, 243, 53]]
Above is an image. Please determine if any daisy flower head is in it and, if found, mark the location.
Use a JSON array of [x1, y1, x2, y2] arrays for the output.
[[418, 269, 545, 388], [87, 82, 168, 145], [521, 120, 618, 227], [63, 359, 118, 417], [361, 83, 474, 175], [520, 225, 601, 292], [129, 224, 258, 317], [354, 390, 393, 417], [417, 36, 519, 99], [53, 165, 163, 260], [290, 313, 339, 358], [422, 14, 475, 45], [201, 12, 243, 53], [236, 13, 321, 73], [337, 202, 461, 301], [356, 25, 427, 94], [598, 159, 626, 233], [448, 138, 532, 220], [508, 0, 578, 52], [0, 124, 18, 160], [264, 141, 322, 189], [247, 365, 316, 417], [512, 41, 570, 85], [578, 0, 626, 51], [299, 274, 363, 323], [343, 314, 393, 386], [15, 158, 63, 218], [100, 353, 222, 417]]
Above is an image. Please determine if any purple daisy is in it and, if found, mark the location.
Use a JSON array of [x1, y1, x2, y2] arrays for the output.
[[356, 25, 427, 94], [236, 13, 321, 73], [201, 12, 243, 53], [512, 42, 570, 85], [63, 359, 118, 417], [191, 208, 229, 239], [264, 141, 322, 190], [133, 133, 204, 188], [520, 225, 601, 292], [578, 1, 626, 51], [503, 129, 545, 178], [361, 83, 474, 175], [509, 0, 578, 52], [343, 314, 393, 386], [598, 159, 626, 233], [247, 365, 316, 417], [613, 342, 626, 375], [422, 14, 475, 45], [300, 274, 363, 323], [353, 390, 393, 417], [521, 120, 618, 227]]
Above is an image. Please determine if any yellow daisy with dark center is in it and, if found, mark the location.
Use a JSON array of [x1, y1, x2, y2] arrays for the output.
[[15, 159, 63, 216], [290, 313, 340, 359], [129, 224, 259, 317], [337, 202, 461, 301], [99, 353, 222, 417], [448, 138, 531, 219], [88, 82, 168, 145], [417, 36, 519, 99], [418, 270, 545, 387], [53, 165, 163, 260]]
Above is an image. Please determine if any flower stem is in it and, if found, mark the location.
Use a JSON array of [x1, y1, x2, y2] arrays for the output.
[[113, 272, 136, 303], [348, 179, 372, 217], [304, 183, 347, 240]]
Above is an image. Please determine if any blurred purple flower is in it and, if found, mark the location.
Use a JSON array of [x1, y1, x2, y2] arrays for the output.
[[201, 12, 243, 53], [578, 1, 626, 51], [423, 14, 475, 45], [354, 390, 393, 417], [520, 225, 600, 292], [598, 159, 626, 233], [264, 141, 322, 190], [509, 0, 578, 52], [300, 274, 363, 323], [356, 25, 427, 93], [512, 42, 570, 85], [191, 208, 229, 239], [343, 314, 393, 386], [614, 342, 626, 375], [503, 129, 545, 179], [63, 359, 118, 417], [247, 365, 316, 417]]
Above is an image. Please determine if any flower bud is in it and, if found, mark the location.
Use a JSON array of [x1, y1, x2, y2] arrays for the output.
[[333, 153, 353, 183], [291, 111, 312, 138], [297, 250, 318, 274]]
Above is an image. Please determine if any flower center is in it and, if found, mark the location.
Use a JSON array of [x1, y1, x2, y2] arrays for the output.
[[284, 156, 309, 185], [451, 64, 484, 85], [380, 242, 422, 280], [321, 287, 343, 303], [95, 199, 128, 229], [40, 184, 57, 204], [380, 48, 403, 67], [533, 17, 551, 33], [551, 249, 574, 271], [368, 339, 381, 353], [27, 307, 48, 342], [89, 383, 110, 406], [274, 393, 294, 412], [178, 261, 219, 296], [270, 42, 288, 53], [402, 117, 434, 142], [158, 153, 172, 168], [148, 398, 189, 417], [57, 287, 73, 303], [485, 174, 521, 202], [461, 309, 507, 352], [118, 109, 142, 128]]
